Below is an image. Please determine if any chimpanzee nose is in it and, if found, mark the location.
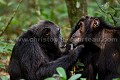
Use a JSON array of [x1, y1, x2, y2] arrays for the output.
[[69, 35, 78, 42], [72, 35, 77, 38]]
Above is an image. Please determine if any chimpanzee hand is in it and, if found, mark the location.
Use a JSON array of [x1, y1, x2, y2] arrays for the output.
[[74, 44, 84, 56], [68, 44, 84, 58], [66, 43, 72, 51], [74, 44, 84, 53]]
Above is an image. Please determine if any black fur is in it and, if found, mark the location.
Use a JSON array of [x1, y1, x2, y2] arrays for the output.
[[8, 20, 83, 80], [68, 16, 120, 80]]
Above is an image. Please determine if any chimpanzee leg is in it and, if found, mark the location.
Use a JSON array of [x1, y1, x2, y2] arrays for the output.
[[86, 63, 97, 80]]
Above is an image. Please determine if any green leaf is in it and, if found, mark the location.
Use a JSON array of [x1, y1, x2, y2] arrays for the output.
[[113, 78, 120, 80], [1, 56, 7, 60], [56, 67, 67, 80], [0, 0, 6, 5], [0, 76, 9, 80], [104, 2, 109, 9], [44, 78, 56, 80], [80, 78, 86, 80], [68, 74, 81, 80], [0, 46, 4, 53], [53, 74, 59, 77], [0, 63, 5, 69]]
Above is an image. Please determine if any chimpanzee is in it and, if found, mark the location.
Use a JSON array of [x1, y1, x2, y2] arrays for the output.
[[67, 16, 100, 80], [8, 20, 84, 80], [68, 16, 120, 80]]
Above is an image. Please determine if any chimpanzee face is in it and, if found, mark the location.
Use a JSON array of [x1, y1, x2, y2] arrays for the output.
[[69, 16, 100, 46], [34, 20, 66, 52]]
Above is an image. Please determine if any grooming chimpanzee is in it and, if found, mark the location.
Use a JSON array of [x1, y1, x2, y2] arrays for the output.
[[8, 20, 84, 80], [68, 16, 120, 80]]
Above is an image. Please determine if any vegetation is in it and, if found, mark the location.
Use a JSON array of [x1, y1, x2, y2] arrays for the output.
[[0, 0, 120, 80], [45, 67, 84, 80]]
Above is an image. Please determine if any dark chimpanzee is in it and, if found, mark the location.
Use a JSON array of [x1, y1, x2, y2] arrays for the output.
[[68, 16, 120, 80], [8, 20, 84, 80]]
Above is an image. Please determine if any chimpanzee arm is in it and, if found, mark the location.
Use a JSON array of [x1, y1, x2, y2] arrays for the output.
[[36, 45, 83, 79], [20, 42, 83, 80]]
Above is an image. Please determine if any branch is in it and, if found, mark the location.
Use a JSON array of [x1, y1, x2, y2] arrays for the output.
[[34, 0, 40, 20], [0, 0, 23, 36]]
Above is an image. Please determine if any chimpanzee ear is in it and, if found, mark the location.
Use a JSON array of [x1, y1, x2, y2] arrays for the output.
[[91, 18, 100, 29], [42, 28, 51, 36]]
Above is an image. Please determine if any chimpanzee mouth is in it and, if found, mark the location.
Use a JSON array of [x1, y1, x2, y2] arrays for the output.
[[69, 43, 85, 50], [60, 44, 66, 48], [59, 45, 66, 53]]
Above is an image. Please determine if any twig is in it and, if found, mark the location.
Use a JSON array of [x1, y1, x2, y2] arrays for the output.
[[35, 0, 40, 20], [116, 0, 120, 4], [0, 0, 23, 36]]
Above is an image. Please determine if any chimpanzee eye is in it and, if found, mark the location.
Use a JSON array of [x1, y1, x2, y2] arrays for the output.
[[45, 32, 50, 36], [57, 31, 60, 36], [58, 28, 60, 32], [79, 22, 83, 27], [42, 27, 51, 36]]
